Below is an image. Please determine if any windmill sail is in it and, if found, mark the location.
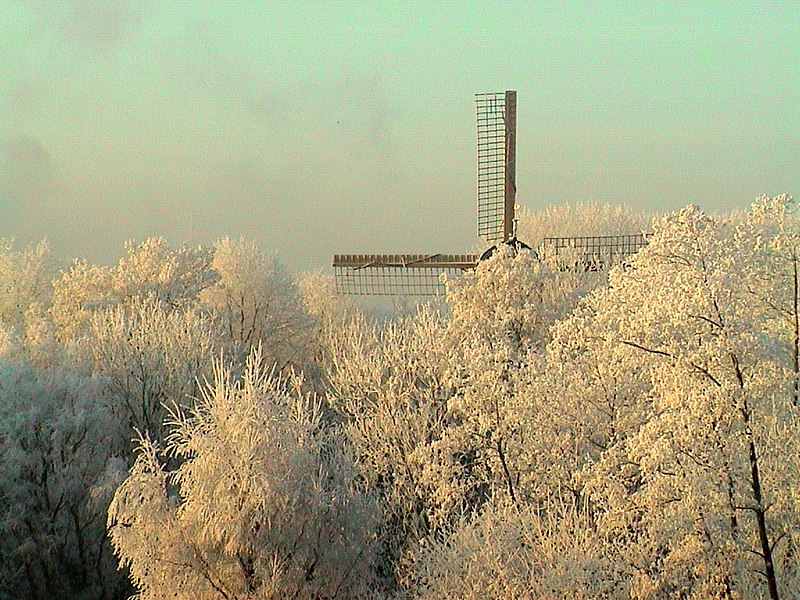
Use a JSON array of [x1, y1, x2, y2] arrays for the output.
[[333, 254, 477, 296], [476, 91, 516, 242], [540, 233, 651, 269], [331, 90, 652, 296]]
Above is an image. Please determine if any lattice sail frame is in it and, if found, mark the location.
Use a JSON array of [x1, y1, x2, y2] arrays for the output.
[[476, 90, 516, 243], [540, 233, 651, 269], [333, 254, 478, 296]]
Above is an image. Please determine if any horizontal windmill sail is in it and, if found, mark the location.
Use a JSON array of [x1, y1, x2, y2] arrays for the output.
[[333, 254, 478, 296], [540, 233, 651, 269]]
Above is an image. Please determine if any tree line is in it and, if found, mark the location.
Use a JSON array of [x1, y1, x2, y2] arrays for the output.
[[1, 199, 798, 598]]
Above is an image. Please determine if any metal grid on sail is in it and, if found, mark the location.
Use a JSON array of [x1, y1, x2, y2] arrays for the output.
[[540, 233, 651, 270], [333, 254, 478, 296], [476, 91, 509, 242]]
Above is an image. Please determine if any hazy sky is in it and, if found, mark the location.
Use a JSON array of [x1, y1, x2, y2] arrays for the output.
[[1, 1, 798, 271]]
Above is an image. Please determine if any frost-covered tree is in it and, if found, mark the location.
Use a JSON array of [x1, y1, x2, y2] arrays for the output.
[[439, 243, 597, 509], [50, 259, 115, 348], [0, 239, 55, 331], [201, 237, 312, 370], [47, 238, 223, 440], [735, 195, 800, 406], [438, 246, 548, 510], [1, 235, 335, 599], [0, 240, 60, 365], [89, 296, 219, 438], [324, 244, 626, 587], [110, 238, 217, 310], [296, 270, 355, 325], [324, 307, 454, 582], [51, 238, 217, 351], [402, 496, 619, 599], [108, 349, 380, 600], [295, 270, 360, 391], [543, 200, 800, 598], [398, 198, 800, 599], [0, 359, 129, 600]]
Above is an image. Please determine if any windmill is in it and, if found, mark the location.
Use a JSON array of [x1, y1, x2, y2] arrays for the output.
[[332, 90, 649, 296]]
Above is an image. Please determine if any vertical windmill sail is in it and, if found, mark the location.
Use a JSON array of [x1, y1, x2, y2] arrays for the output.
[[476, 90, 516, 243]]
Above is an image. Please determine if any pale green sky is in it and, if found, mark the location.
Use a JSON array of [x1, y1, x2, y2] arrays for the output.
[[1, 1, 798, 270]]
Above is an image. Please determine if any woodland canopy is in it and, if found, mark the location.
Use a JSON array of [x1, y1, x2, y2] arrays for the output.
[[1, 198, 799, 599]]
